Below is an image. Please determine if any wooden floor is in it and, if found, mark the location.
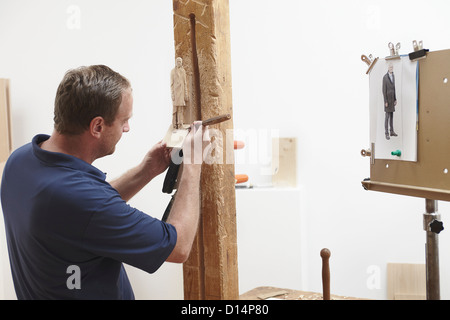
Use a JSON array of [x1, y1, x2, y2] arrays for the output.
[[239, 286, 368, 300]]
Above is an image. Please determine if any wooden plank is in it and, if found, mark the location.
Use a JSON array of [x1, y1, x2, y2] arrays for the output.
[[0, 79, 12, 163], [172, 0, 239, 300], [387, 263, 426, 300]]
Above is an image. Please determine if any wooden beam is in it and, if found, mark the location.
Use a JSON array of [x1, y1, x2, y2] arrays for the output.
[[0, 79, 12, 164], [172, 0, 239, 300]]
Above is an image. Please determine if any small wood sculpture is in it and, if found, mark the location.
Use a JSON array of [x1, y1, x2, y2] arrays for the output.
[[320, 248, 331, 300], [170, 57, 189, 129]]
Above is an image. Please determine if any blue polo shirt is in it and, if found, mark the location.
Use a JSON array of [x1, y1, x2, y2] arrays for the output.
[[0, 134, 177, 299]]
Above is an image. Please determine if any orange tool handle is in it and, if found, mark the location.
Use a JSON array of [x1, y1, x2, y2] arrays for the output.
[[234, 141, 245, 150], [235, 174, 248, 184]]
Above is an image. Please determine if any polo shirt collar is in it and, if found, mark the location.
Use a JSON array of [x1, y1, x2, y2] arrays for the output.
[[32, 134, 107, 180]]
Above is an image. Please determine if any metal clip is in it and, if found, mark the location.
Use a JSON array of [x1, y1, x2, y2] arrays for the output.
[[361, 143, 375, 165], [361, 54, 378, 74], [413, 40, 423, 52], [386, 42, 401, 60], [409, 40, 429, 61]]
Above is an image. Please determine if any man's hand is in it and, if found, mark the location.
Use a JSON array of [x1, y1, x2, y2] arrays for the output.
[[142, 141, 172, 180], [181, 121, 211, 167], [110, 141, 171, 202]]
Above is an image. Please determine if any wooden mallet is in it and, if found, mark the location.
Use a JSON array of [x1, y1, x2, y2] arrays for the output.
[[320, 248, 331, 300]]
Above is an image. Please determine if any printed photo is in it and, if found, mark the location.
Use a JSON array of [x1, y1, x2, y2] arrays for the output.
[[369, 56, 418, 161]]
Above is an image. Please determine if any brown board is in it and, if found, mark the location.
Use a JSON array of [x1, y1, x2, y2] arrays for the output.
[[362, 49, 450, 201]]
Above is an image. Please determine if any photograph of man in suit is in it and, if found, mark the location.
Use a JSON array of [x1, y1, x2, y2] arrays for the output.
[[382, 63, 398, 140]]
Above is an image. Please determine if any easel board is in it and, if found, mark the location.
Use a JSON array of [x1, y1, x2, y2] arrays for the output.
[[0, 79, 12, 163], [362, 49, 450, 201]]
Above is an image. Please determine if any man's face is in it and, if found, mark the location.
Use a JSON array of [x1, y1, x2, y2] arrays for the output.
[[176, 58, 183, 68], [388, 65, 394, 73], [101, 88, 133, 157]]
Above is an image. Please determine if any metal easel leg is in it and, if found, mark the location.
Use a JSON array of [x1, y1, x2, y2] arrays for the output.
[[423, 199, 443, 300]]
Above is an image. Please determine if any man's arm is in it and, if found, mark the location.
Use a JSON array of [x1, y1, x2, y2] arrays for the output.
[[165, 164, 201, 263], [166, 122, 209, 263], [110, 141, 171, 202]]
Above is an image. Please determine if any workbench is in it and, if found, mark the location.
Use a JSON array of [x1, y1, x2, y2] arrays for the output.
[[240, 286, 368, 300]]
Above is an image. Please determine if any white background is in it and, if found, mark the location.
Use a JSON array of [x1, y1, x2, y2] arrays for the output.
[[2, 0, 450, 300]]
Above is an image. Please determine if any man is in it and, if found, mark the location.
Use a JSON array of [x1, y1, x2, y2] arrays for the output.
[[170, 57, 189, 129], [0, 65, 209, 299], [382, 63, 398, 140]]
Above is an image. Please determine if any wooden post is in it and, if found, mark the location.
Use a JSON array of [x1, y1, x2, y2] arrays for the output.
[[0, 79, 12, 165], [172, 0, 239, 300], [320, 248, 331, 300]]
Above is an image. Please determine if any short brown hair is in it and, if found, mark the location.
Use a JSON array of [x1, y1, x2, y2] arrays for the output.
[[54, 65, 131, 135]]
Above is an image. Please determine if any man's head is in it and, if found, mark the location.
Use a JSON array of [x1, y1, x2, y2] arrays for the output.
[[388, 63, 394, 74], [53, 65, 133, 160], [176, 57, 183, 68], [54, 65, 131, 136]]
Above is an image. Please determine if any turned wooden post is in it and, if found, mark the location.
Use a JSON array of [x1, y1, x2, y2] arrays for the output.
[[320, 248, 331, 300], [172, 0, 239, 300]]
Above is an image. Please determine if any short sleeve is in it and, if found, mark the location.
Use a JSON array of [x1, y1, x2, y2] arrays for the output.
[[82, 188, 177, 274]]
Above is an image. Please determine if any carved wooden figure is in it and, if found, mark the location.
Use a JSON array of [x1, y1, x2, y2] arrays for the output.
[[170, 57, 189, 129]]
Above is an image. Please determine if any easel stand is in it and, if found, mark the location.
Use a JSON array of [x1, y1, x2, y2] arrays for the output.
[[361, 48, 450, 300], [424, 199, 443, 300]]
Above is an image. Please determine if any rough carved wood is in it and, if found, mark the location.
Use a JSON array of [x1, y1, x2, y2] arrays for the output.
[[172, 0, 238, 300]]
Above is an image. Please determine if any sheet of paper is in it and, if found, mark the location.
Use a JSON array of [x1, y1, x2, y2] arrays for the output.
[[369, 56, 418, 161]]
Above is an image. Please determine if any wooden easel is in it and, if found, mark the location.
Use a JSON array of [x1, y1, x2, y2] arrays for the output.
[[171, 0, 239, 300], [362, 49, 450, 300]]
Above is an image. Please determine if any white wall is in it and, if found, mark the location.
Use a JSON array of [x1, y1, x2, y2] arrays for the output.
[[230, 0, 450, 300], [1, 0, 450, 300]]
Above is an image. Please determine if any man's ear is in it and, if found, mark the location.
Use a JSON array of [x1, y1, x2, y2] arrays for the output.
[[90, 116, 105, 138]]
